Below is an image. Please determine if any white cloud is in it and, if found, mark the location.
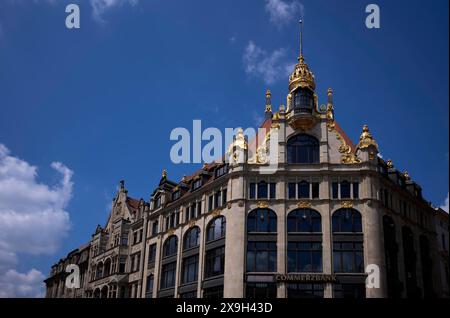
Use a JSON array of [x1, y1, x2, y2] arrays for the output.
[[441, 192, 449, 213], [243, 41, 294, 85], [90, 0, 139, 22], [0, 144, 73, 297], [0, 269, 45, 298], [265, 0, 304, 29]]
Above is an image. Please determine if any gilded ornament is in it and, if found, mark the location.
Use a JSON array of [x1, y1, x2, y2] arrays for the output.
[[297, 201, 311, 208], [341, 201, 353, 208], [257, 201, 269, 208], [386, 159, 394, 169], [357, 125, 379, 151], [336, 132, 361, 164], [403, 171, 411, 181]]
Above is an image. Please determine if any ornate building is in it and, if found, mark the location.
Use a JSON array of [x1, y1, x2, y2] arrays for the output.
[[44, 30, 449, 299]]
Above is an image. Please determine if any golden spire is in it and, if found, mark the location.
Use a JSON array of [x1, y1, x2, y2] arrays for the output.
[[162, 169, 167, 178], [299, 19, 304, 59], [289, 20, 315, 92]]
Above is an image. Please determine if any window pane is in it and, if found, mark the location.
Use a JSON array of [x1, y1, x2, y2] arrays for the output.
[[288, 183, 296, 199]]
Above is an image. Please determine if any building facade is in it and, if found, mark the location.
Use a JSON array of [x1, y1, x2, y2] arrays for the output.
[[44, 35, 449, 299]]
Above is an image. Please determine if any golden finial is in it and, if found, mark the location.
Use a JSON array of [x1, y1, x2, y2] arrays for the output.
[[403, 171, 411, 180], [357, 125, 379, 151], [265, 89, 272, 113], [386, 159, 394, 169], [327, 88, 333, 105], [162, 169, 167, 178], [181, 175, 187, 182]]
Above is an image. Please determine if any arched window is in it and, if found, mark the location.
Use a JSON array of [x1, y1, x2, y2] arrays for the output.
[[206, 216, 226, 242], [103, 258, 111, 276], [287, 134, 319, 164], [287, 209, 321, 233], [332, 209, 364, 274], [96, 262, 103, 279], [293, 88, 314, 113], [183, 227, 200, 250], [332, 209, 362, 233], [247, 209, 277, 233], [163, 235, 178, 257]]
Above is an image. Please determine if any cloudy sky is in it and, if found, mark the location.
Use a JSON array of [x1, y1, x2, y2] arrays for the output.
[[0, 0, 448, 297]]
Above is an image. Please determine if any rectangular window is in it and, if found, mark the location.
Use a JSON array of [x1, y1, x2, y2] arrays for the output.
[[204, 246, 225, 278], [181, 254, 199, 284], [353, 183, 359, 199], [332, 182, 339, 199], [269, 183, 276, 199], [172, 191, 181, 201], [192, 179, 202, 191], [215, 165, 228, 178], [203, 286, 223, 299], [312, 183, 319, 199], [119, 256, 126, 274], [340, 182, 351, 199], [121, 234, 128, 246], [222, 189, 227, 206], [288, 183, 296, 199], [160, 262, 176, 289], [208, 195, 214, 212], [298, 182, 310, 199], [246, 283, 277, 298], [152, 221, 158, 236], [185, 206, 191, 222], [214, 191, 221, 209], [287, 283, 324, 298], [131, 252, 140, 272], [258, 182, 268, 199], [287, 242, 322, 273], [249, 183, 256, 199], [197, 201, 202, 216], [145, 275, 154, 296], [180, 291, 197, 298], [333, 242, 364, 273], [246, 242, 277, 272], [148, 244, 157, 264], [190, 204, 196, 219], [333, 284, 366, 299]]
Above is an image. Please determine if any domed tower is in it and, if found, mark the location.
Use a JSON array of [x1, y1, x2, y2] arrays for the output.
[[286, 20, 319, 131]]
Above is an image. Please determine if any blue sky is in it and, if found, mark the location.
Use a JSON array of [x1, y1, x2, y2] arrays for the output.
[[0, 0, 448, 297]]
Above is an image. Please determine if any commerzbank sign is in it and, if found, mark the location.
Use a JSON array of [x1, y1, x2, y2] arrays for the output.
[[274, 274, 338, 283]]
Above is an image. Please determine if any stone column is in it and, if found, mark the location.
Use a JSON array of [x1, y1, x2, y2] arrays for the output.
[[224, 175, 246, 297], [364, 198, 387, 298], [276, 196, 286, 298]]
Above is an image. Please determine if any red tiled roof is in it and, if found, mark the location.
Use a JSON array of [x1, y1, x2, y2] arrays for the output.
[[126, 197, 140, 210]]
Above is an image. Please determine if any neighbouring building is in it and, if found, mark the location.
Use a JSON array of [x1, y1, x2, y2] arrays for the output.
[[44, 29, 449, 299]]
